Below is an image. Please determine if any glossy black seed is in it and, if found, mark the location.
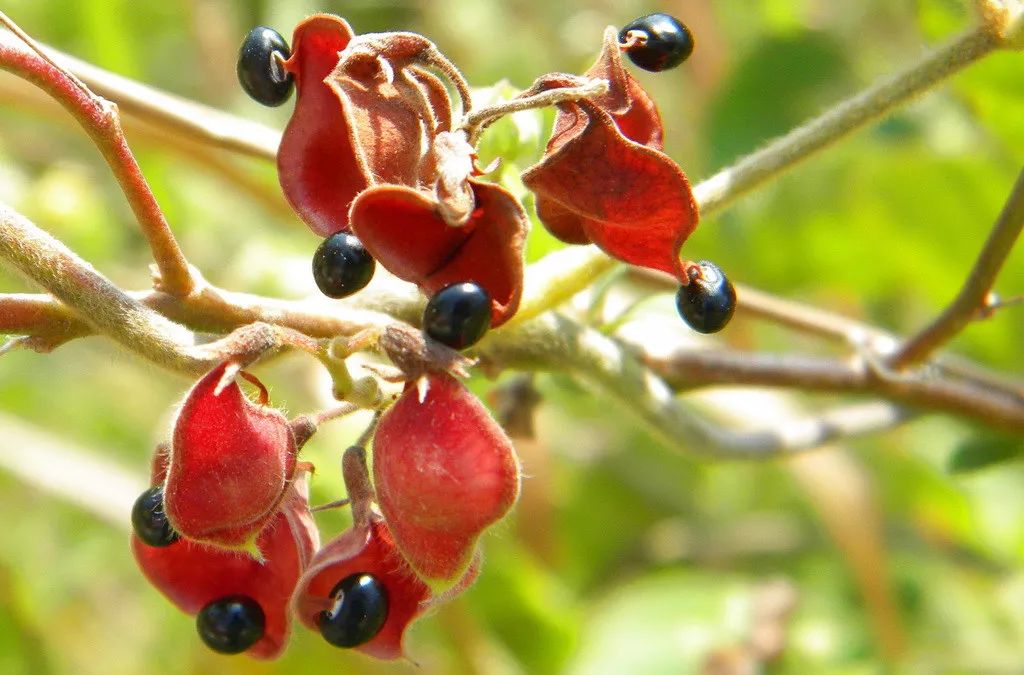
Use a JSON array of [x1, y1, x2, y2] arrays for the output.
[[675, 261, 736, 333], [312, 233, 376, 299], [619, 13, 695, 72], [423, 282, 492, 350], [197, 596, 266, 655], [237, 26, 294, 106], [318, 573, 388, 648], [131, 486, 179, 547]]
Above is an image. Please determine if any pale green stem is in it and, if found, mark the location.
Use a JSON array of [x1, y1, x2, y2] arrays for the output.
[[461, 77, 609, 145], [501, 247, 616, 330], [692, 26, 997, 215]]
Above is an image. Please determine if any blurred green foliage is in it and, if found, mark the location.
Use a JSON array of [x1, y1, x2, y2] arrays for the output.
[[1, 0, 1023, 673]]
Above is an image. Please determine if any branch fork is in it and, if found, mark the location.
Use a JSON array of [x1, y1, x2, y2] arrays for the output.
[[2, 10, 1023, 460]]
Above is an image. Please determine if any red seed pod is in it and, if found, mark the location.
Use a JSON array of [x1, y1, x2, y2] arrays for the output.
[[372, 374, 520, 585], [292, 516, 431, 660], [163, 362, 297, 549], [521, 27, 699, 282], [277, 14, 365, 237], [349, 179, 526, 327], [277, 14, 454, 237], [134, 466, 319, 659], [276, 14, 526, 324]]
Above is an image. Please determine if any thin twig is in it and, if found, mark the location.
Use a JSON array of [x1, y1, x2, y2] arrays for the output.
[[44, 39, 280, 161], [985, 294, 1023, 312], [13, 20, 998, 278], [626, 267, 881, 343], [0, 292, 83, 338], [734, 284, 875, 343], [310, 403, 361, 427], [0, 202, 194, 362], [0, 73, 295, 221], [0, 285, 926, 458], [888, 167, 1024, 369], [342, 445, 374, 525], [0, 282, 407, 344], [500, 245, 618, 330], [637, 346, 1024, 434], [310, 498, 351, 513], [461, 77, 609, 145], [483, 312, 917, 457], [625, 268, 1024, 402], [0, 204, 318, 375], [1, 17, 1019, 458], [0, 31, 194, 296], [0, 337, 23, 356], [39, 38, 1023, 395], [0, 11, 91, 94]]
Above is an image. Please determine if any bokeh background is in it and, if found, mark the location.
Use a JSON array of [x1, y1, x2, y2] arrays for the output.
[[1, 0, 1024, 673]]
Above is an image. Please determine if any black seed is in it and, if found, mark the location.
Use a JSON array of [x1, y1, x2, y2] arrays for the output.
[[131, 486, 179, 547], [197, 596, 266, 655], [619, 13, 695, 72], [423, 282, 492, 350], [318, 573, 388, 648], [675, 261, 736, 333], [237, 26, 294, 106], [312, 233, 376, 299]]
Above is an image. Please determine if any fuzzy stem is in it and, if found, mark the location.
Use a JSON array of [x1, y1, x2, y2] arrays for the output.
[[0, 30, 194, 296], [312, 403, 362, 426], [49, 39, 281, 160], [501, 247, 616, 330], [639, 345, 1024, 434], [692, 26, 997, 214], [420, 44, 474, 116], [987, 294, 1023, 311], [461, 78, 609, 145], [2, 17, 1021, 458], [0, 201, 197, 368], [0, 292, 83, 338], [310, 498, 351, 514], [290, 403, 362, 449], [342, 445, 375, 525], [0, 73, 293, 219], [0, 204, 319, 375]]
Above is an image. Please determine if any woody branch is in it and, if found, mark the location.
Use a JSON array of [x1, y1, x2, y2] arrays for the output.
[[2, 9, 1024, 456], [2, 207, 1022, 445], [0, 20, 194, 297]]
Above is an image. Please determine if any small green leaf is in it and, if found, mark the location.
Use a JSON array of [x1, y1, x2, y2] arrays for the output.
[[947, 433, 1024, 474]]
